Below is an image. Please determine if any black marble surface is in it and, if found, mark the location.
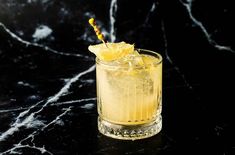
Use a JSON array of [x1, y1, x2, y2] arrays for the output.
[[0, 0, 235, 154]]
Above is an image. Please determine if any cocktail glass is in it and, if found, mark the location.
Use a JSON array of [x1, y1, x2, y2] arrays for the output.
[[96, 49, 162, 140]]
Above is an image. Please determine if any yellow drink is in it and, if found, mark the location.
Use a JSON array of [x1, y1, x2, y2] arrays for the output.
[[96, 49, 162, 140]]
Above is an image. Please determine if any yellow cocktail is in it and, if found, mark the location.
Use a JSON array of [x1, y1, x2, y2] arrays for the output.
[[89, 42, 162, 140]]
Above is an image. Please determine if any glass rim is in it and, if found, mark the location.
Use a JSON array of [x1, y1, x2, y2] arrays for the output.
[[96, 48, 162, 69]]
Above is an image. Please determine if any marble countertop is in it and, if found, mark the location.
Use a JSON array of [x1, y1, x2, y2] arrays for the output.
[[1, 0, 235, 154]]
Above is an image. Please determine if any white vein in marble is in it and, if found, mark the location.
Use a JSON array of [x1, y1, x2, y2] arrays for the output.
[[145, 1, 157, 24], [0, 65, 95, 153], [0, 101, 44, 141], [0, 22, 88, 58], [2, 144, 53, 155], [81, 79, 95, 84], [17, 81, 35, 89], [0, 64, 95, 144], [47, 65, 95, 103], [0, 107, 28, 113], [32, 25, 52, 42], [179, 0, 235, 53], [27, 0, 50, 4], [52, 98, 96, 106], [0, 98, 96, 114], [1, 107, 72, 155], [80, 103, 94, 110], [109, 0, 118, 42], [161, 20, 193, 89]]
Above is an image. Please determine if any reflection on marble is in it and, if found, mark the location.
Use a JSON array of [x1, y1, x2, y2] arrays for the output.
[[1, 0, 235, 154]]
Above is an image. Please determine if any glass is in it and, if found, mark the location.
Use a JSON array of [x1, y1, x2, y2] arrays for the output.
[[96, 49, 162, 140]]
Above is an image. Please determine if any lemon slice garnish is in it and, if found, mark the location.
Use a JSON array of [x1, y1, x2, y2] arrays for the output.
[[88, 42, 134, 61]]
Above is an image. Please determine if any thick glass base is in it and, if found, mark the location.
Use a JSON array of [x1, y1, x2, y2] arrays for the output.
[[98, 116, 162, 140]]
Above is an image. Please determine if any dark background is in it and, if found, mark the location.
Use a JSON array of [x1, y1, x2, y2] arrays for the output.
[[0, 0, 235, 154]]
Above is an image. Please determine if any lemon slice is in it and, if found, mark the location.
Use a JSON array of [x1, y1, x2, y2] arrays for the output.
[[88, 42, 134, 61]]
